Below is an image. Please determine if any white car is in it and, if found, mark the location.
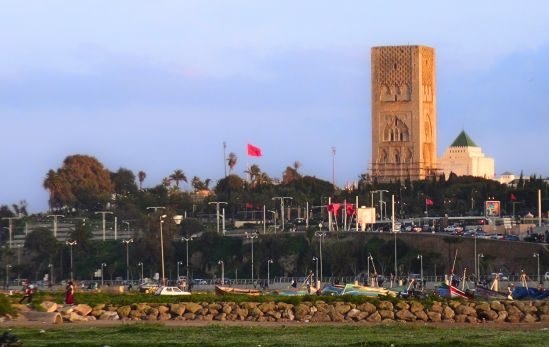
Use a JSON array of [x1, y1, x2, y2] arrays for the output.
[[544, 272, 549, 281], [154, 286, 191, 296]]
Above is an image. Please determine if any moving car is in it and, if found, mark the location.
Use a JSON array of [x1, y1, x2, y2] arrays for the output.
[[154, 286, 191, 296]]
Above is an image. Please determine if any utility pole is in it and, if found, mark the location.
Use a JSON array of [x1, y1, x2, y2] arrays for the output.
[[122, 238, 133, 282], [94, 211, 113, 241], [46, 214, 64, 239], [315, 230, 326, 285], [2, 216, 20, 248], [182, 235, 196, 288], [208, 202, 227, 234], [331, 146, 336, 189], [272, 197, 293, 231], [66, 240, 77, 281], [223, 141, 227, 177]]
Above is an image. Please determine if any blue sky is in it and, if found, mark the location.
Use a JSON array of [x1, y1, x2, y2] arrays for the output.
[[1, 1, 548, 212]]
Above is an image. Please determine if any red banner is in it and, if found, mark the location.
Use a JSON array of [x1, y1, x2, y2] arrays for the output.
[[247, 144, 262, 157]]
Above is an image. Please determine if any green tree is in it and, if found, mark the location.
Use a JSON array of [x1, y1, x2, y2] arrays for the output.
[[227, 152, 238, 173], [138, 170, 147, 190], [111, 168, 138, 195], [170, 170, 187, 189]]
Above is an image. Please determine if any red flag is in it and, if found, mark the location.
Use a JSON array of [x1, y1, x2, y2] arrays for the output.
[[425, 198, 434, 206], [245, 202, 253, 209], [327, 203, 341, 215], [510, 193, 517, 202], [247, 144, 262, 157], [346, 204, 356, 216]]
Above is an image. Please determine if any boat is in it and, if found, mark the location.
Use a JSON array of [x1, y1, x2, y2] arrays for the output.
[[320, 283, 397, 297], [214, 285, 263, 296], [509, 271, 549, 300], [474, 275, 510, 300], [274, 273, 320, 296], [436, 250, 474, 300]]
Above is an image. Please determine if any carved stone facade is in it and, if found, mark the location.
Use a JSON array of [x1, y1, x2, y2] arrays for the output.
[[371, 45, 438, 182]]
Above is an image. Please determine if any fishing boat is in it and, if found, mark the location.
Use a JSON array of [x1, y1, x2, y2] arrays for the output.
[[340, 283, 397, 297], [274, 273, 320, 296], [509, 271, 549, 300], [474, 274, 509, 300], [436, 250, 474, 300], [214, 286, 263, 296]]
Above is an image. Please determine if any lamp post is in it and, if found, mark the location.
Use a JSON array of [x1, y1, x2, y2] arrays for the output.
[[312, 257, 319, 286], [533, 253, 540, 284], [5, 264, 11, 289], [177, 261, 183, 280], [46, 214, 64, 239], [122, 238, 133, 282], [218, 260, 224, 286], [2, 216, 21, 248], [417, 254, 423, 290], [272, 197, 293, 231], [246, 232, 258, 286], [371, 190, 389, 220], [100, 263, 106, 287], [159, 215, 168, 286], [315, 229, 326, 285], [267, 259, 273, 286], [477, 253, 484, 282], [66, 240, 77, 281], [94, 211, 113, 241], [367, 254, 373, 286], [137, 262, 144, 283], [208, 202, 227, 234], [48, 263, 54, 286], [181, 235, 196, 288]]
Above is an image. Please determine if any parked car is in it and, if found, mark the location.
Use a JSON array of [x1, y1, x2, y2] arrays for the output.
[[192, 279, 208, 285], [214, 278, 232, 285], [504, 235, 520, 241], [489, 273, 509, 281], [139, 282, 159, 293], [154, 286, 191, 296], [545, 272, 549, 281], [411, 226, 422, 232]]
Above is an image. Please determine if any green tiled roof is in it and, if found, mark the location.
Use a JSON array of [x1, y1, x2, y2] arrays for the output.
[[450, 130, 477, 147]]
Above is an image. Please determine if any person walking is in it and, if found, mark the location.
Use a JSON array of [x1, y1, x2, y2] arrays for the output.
[[19, 282, 34, 304], [65, 280, 75, 305]]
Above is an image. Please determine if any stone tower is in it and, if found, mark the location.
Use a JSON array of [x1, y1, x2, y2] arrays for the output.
[[371, 45, 437, 182]]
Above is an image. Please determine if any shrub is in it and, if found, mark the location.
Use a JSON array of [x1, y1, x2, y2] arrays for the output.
[[0, 295, 15, 316]]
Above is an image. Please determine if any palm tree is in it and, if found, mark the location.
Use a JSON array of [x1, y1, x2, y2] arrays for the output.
[[161, 177, 172, 188], [227, 152, 238, 173], [43, 169, 63, 209], [245, 164, 262, 186], [138, 170, 146, 190], [169, 169, 187, 188], [293, 161, 302, 171]]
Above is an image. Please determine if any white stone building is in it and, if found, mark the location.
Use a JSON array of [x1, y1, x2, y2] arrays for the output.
[[438, 130, 495, 179]]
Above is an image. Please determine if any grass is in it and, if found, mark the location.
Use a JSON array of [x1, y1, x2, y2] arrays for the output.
[[3, 324, 548, 346]]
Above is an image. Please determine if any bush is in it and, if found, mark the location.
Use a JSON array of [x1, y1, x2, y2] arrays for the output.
[[0, 295, 15, 316]]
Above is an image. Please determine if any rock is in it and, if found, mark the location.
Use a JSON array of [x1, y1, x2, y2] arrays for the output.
[[442, 306, 455, 320], [214, 313, 227, 321], [427, 312, 441, 322], [242, 302, 258, 310], [522, 313, 537, 323], [430, 303, 443, 313], [158, 305, 170, 314], [236, 308, 248, 319], [346, 308, 360, 319], [117, 305, 131, 318], [449, 301, 461, 309], [395, 309, 415, 322], [170, 304, 186, 316], [11, 304, 31, 313], [379, 310, 394, 320], [157, 312, 171, 320], [455, 305, 476, 317], [183, 312, 196, 320], [185, 302, 202, 314], [93, 304, 106, 311], [259, 302, 276, 313], [395, 301, 410, 310], [73, 304, 92, 316], [58, 306, 74, 315], [147, 307, 159, 318], [40, 301, 58, 313], [465, 316, 478, 323], [208, 303, 221, 311], [475, 303, 491, 312], [477, 310, 498, 321], [454, 314, 467, 323], [506, 314, 521, 323], [495, 311, 508, 322], [249, 307, 263, 318], [367, 311, 382, 322], [222, 304, 232, 315], [310, 312, 331, 322], [357, 302, 377, 314], [410, 301, 424, 313], [99, 311, 119, 320], [506, 306, 522, 316], [129, 310, 143, 319], [267, 311, 282, 320], [490, 301, 505, 312], [521, 305, 537, 315], [91, 310, 104, 318], [284, 309, 295, 321], [335, 304, 352, 315], [68, 312, 84, 322], [539, 314, 549, 322], [377, 301, 393, 311], [357, 311, 369, 321], [295, 304, 310, 320], [414, 310, 428, 321]]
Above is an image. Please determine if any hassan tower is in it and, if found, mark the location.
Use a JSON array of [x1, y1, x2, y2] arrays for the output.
[[370, 45, 438, 182]]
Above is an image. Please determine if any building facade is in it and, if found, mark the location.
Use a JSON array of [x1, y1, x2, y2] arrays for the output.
[[371, 45, 438, 182], [438, 130, 495, 179]]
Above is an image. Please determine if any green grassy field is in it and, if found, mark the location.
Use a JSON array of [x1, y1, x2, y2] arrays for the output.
[[4, 324, 548, 347]]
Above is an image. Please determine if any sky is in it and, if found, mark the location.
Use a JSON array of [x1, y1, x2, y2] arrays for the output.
[[1, 0, 548, 213]]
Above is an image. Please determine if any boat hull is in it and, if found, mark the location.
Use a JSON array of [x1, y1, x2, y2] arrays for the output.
[[215, 286, 262, 296]]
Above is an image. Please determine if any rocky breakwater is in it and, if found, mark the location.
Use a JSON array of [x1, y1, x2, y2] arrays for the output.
[[5, 299, 549, 324]]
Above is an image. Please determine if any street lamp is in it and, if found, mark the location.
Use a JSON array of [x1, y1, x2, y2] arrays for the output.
[[367, 254, 373, 286], [137, 262, 144, 283], [181, 235, 196, 289], [315, 230, 326, 285], [100, 263, 107, 287], [66, 240, 77, 281], [246, 232, 258, 287], [533, 253, 540, 284], [122, 238, 133, 282], [272, 197, 293, 231], [477, 253, 484, 282], [159, 214, 168, 286], [267, 259, 273, 286], [417, 254, 423, 290], [218, 260, 224, 286], [48, 263, 54, 286], [5, 264, 11, 289], [312, 257, 319, 287], [177, 261, 183, 280]]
